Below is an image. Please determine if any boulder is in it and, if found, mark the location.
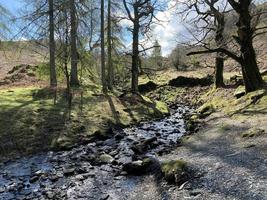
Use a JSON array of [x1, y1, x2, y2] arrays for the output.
[[138, 81, 158, 93], [63, 167, 75, 176], [198, 104, 214, 119], [131, 137, 157, 154], [122, 157, 161, 176], [169, 75, 213, 87], [161, 160, 188, 184], [99, 154, 115, 164]]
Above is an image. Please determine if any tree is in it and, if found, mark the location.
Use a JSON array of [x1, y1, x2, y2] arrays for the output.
[[123, 0, 155, 93], [101, 0, 107, 93], [107, 0, 113, 90], [70, 0, 80, 86], [187, 0, 264, 93], [228, 0, 263, 92], [179, 0, 227, 88], [48, 0, 57, 87]]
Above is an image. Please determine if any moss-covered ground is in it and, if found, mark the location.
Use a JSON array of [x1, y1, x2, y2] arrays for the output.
[[0, 86, 169, 159]]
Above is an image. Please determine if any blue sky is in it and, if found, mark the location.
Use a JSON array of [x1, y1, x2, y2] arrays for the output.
[[1, 0, 22, 13]]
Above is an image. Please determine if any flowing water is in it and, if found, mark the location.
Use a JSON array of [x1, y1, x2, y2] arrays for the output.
[[0, 105, 192, 200]]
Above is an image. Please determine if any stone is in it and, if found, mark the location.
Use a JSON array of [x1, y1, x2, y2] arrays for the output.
[[110, 150, 118, 156], [117, 156, 132, 165], [122, 160, 148, 175], [63, 167, 75, 176], [6, 183, 16, 192], [138, 81, 158, 93], [100, 194, 110, 200], [131, 137, 157, 154], [99, 154, 115, 164], [75, 175, 85, 181], [0, 187, 5, 193], [234, 86, 246, 99], [49, 175, 59, 182], [30, 176, 39, 183], [161, 160, 188, 184], [169, 75, 213, 87], [46, 191, 55, 199], [83, 172, 96, 178]]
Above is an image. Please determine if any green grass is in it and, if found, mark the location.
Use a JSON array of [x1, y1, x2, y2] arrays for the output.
[[0, 86, 169, 159], [198, 75, 267, 119]]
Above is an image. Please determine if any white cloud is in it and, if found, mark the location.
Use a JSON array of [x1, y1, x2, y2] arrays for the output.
[[151, 1, 186, 56], [118, 0, 188, 57]]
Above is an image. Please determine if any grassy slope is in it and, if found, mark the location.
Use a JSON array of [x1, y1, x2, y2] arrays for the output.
[[0, 86, 169, 159]]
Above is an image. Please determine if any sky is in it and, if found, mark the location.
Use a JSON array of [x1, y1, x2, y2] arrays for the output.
[[0, 0, 21, 13], [1, 0, 186, 56], [1, 0, 266, 56]]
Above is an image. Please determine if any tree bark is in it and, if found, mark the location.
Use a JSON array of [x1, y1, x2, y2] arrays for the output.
[[214, 13, 225, 88], [107, 0, 113, 90], [70, 0, 79, 87], [101, 0, 107, 93], [237, 1, 263, 92], [215, 53, 224, 88], [131, 17, 139, 93], [48, 0, 57, 87]]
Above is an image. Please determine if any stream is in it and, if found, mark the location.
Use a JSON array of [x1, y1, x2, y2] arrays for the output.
[[0, 105, 192, 200]]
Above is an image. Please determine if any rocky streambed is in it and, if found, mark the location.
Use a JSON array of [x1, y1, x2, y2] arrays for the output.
[[0, 105, 193, 200]]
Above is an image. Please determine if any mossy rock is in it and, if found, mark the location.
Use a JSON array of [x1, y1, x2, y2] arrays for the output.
[[51, 137, 74, 151], [169, 75, 213, 87], [198, 104, 215, 118], [161, 160, 187, 184], [234, 86, 246, 99], [190, 114, 199, 121], [99, 154, 115, 164], [242, 128, 265, 138]]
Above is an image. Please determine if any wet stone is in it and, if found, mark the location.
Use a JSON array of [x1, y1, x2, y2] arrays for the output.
[[49, 175, 59, 182], [63, 167, 75, 176], [75, 175, 86, 181], [99, 154, 115, 164], [99, 194, 110, 200], [30, 176, 39, 183], [0, 187, 5, 193]]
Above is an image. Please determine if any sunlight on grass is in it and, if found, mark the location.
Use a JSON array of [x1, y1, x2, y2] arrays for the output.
[[0, 86, 169, 158]]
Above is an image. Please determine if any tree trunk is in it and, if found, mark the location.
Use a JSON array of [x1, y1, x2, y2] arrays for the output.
[[70, 0, 79, 87], [214, 14, 225, 88], [101, 0, 107, 93], [215, 53, 224, 88], [107, 0, 113, 91], [48, 0, 57, 87], [237, 1, 263, 93], [131, 8, 139, 93]]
